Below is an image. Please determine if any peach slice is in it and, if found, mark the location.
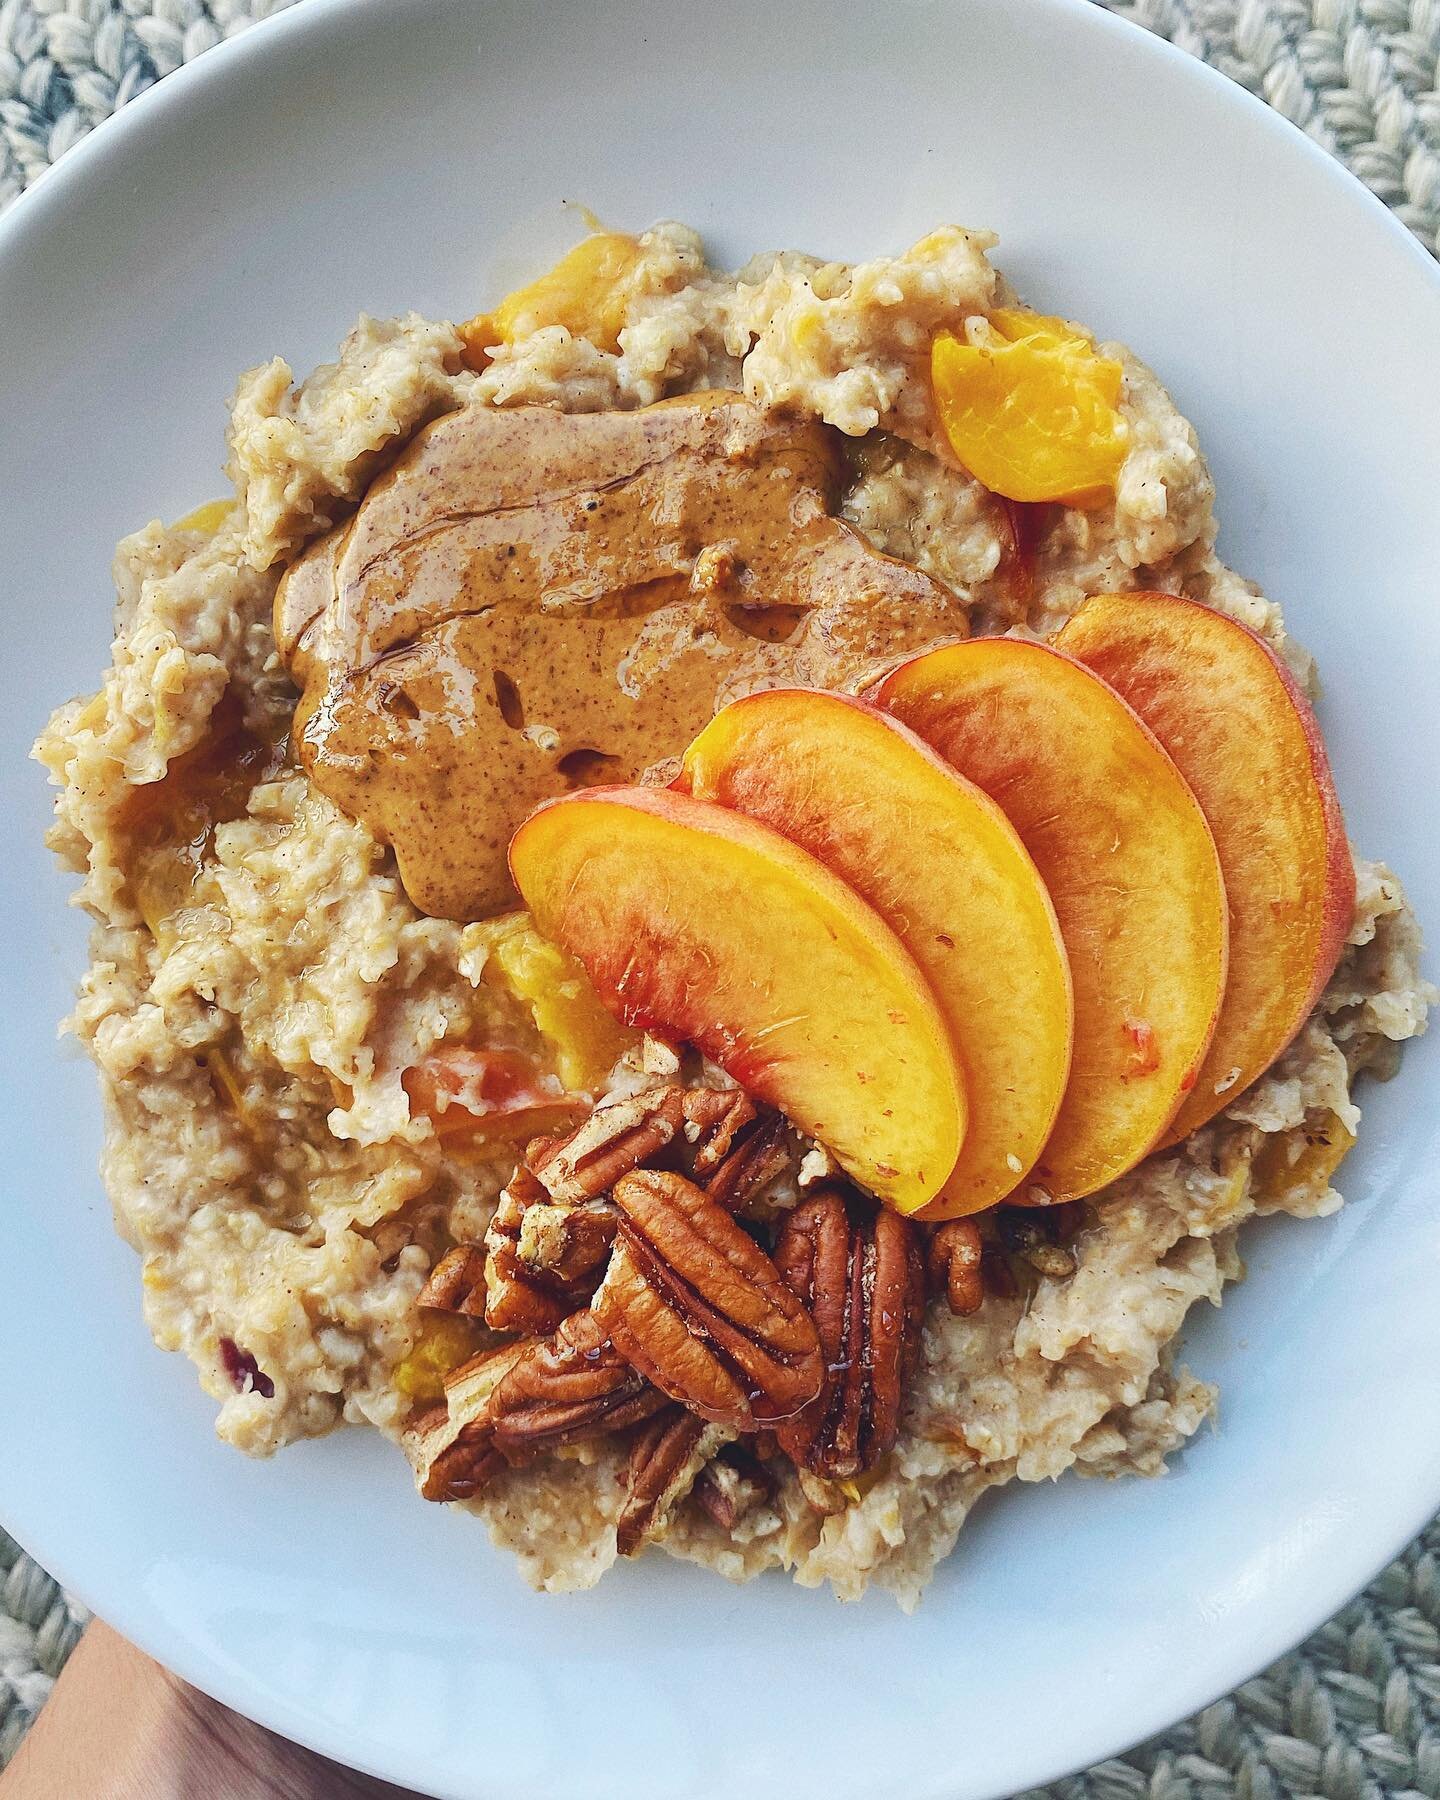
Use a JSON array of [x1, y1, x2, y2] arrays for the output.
[[678, 689, 1072, 1216], [1057, 591, 1354, 1140], [509, 786, 967, 1215], [875, 639, 1228, 1200]]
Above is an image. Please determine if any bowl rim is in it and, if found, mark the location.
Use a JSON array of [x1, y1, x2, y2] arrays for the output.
[[2, 2, 1438, 1795]]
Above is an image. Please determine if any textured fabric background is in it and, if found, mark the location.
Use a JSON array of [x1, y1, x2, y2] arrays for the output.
[[3, 0, 1438, 1791]]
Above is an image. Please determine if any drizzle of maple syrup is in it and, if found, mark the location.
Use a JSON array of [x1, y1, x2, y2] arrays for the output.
[[119, 692, 289, 945]]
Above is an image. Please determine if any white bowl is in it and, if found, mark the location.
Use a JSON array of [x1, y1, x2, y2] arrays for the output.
[[2, 2, 1438, 1795]]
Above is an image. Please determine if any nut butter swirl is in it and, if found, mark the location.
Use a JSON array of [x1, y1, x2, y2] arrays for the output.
[[276, 391, 967, 919]]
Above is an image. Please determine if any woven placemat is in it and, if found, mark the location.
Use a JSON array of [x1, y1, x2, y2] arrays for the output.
[[3, 1, 1438, 1790]]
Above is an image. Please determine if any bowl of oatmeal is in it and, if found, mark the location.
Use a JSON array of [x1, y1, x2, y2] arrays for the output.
[[3, 1, 1440, 1796]]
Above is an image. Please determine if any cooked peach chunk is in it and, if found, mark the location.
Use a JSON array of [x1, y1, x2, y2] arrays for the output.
[[403, 1047, 587, 1143], [392, 1313, 488, 1402], [509, 787, 968, 1215], [466, 913, 637, 1092], [1057, 591, 1355, 1140], [678, 689, 1072, 1216], [1252, 1110, 1355, 1212], [931, 309, 1128, 506], [876, 640, 1227, 1200], [458, 230, 644, 367], [171, 498, 233, 535]]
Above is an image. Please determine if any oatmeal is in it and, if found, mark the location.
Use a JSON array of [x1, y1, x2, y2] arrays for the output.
[[36, 221, 1433, 1605]]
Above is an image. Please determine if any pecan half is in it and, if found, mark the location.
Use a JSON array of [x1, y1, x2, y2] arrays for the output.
[[772, 1187, 925, 1481], [592, 1169, 823, 1431], [488, 1308, 664, 1454], [615, 1407, 723, 1556], [419, 1244, 488, 1317], [926, 1219, 984, 1318], [406, 1341, 530, 1502], [482, 1157, 582, 1334], [517, 1197, 617, 1285], [531, 1088, 685, 1205], [408, 1312, 663, 1504], [682, 1088, 758, 1176], [692, 1444, 776, 1532], [703, 1114, 794, 1215]]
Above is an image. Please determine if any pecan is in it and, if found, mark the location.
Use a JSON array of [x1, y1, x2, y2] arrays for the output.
[[592, 1169, 823, 1431], [419, 1244, 488, 1317], [406, 1341, 530, 1501], [681, 1088, 758, 1176], [927, 1219, 984, 1318], [530, 1088, 685, 1204], [772, 1187, 925, 1481], [517, 1196, 617, 1284], [483, 1085, 771, 1330], [615, 1407, 723, 1556], [703, 1114, 794, 1215], [483, 1159, 582, 1334], [692, 1444, 775, 1532], [408, 1312, 662, 1504], [487, 1309, 664, 1454]]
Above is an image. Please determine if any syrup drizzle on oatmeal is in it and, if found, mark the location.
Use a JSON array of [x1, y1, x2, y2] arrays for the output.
[[119, 692, 290, 943]]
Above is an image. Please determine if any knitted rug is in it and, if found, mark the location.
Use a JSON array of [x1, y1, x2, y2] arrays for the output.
[[2, 1, 1438, 1791]]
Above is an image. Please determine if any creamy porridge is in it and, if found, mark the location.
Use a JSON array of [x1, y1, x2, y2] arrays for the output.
[[36, 221, 1433, 1606]]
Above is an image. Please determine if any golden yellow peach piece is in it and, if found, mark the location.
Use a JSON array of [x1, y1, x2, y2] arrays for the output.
[[931, 308, 1127, 506], [458, 230, 645, 366]]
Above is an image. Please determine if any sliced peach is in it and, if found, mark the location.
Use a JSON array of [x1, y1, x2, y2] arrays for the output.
[[509, 786, 967, 1214], [1057, 591, 1355, 1140], [876, 639, 1228, 1200], [677, 689, 1072, 1216]]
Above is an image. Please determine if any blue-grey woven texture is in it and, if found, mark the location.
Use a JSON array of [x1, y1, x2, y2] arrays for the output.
[[2, 1, 1437, 1792]]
